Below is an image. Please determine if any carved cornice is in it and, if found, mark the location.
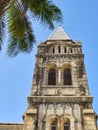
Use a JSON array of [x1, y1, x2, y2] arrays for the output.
[[28, 96, 93, 104], [36, 54, 84, 59]]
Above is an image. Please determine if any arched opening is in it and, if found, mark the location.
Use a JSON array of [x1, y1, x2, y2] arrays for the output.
[[48, 69, 56, 85], [53, 47, 55, 53], [58, 46, 61, 53], [61, 118, 70, 130], [64, 47, 66, 53], [51, 122, 57, 130], [70, 48, 72, 53], [64, 122, 70, 130], [63, 68, 72, 85]]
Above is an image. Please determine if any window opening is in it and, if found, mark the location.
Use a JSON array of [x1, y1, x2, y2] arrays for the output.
[[51, 123, 57, 130], [48, 69, 56, 85], [64, 123, 70, 130], [64, 68, 72, 85], [53, 48, 55, 53], [58, 46, 61, 53], [65, 47, 66, 53], [70, 48, 72, 53]]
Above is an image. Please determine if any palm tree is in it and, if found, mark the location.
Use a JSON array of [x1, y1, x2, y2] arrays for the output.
[[0, 0, 62, 57]]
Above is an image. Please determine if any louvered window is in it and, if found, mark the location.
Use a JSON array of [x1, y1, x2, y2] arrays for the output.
[[64, 123, 70, 130], [51, 123, 57, 130], [48, 69, 56, 85], [64, 69, 72, 85]]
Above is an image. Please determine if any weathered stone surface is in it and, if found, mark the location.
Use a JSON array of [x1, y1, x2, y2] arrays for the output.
[[0, 123, 23, 130], [62, 88, 75, 95]]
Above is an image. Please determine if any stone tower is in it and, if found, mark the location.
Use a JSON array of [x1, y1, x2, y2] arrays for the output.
[[23, 26, 97, 130]]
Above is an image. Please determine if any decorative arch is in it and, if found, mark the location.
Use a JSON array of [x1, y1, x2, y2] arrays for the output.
[[46, 115, 58, 130], [47, 63, 57, 70], [62, 118, 70, 130], [45, 114, 75, 130], [61, 115, 75, 130], [62, 63, 71, 69], [51, 118, 57, 130]]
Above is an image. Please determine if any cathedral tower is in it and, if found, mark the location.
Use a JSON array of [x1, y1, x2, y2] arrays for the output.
[[23, 26, 97, 130]]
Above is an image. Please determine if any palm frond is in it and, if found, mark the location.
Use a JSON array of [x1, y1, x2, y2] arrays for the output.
[[0, 0, 10, 50], [0, 0, 11, 17], [0, 16, 5, 50], [0, 0, 62, 56], [28, 0, 62, 29], [7, 31, 35, 57], [7, 3, 35, 57]]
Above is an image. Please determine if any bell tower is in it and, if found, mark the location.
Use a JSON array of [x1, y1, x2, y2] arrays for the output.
[[23, 26, 97, 130]]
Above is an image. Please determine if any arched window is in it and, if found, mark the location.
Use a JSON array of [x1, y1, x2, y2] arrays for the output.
[[64, 122, 70, 130], [58, 46, 61, 53], [64, 47, 66, 53], [63, 68, 72, 85], [53, 48, 55, 53], [51, 123, 57, 130], [70, 48, 72, 53], [48, 69, 56, 85]]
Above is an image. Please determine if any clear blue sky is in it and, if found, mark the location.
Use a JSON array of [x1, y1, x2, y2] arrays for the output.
[[0, 0, 98, 123]]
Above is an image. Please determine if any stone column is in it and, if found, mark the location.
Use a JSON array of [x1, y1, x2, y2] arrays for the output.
[[46, 69, 48, 85], [58, 68, 61, 85], [61, 69, 63, 85], [23, 108, 37, 130], [23, 114, 36, 130], [42, 121, 46, 130], [56, 69, 58, 85], [43, 67, 47, 85], [57, 118, 61, 130], [66, 46, 69, 53]]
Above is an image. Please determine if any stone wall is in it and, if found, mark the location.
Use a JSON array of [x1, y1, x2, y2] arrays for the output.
[[0, 123, 23, 130], [37, 103, 83, 130]]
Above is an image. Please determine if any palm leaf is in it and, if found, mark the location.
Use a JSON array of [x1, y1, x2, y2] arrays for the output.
[[0, 0, 62, 56], [0, 0, 11, 17], [0, 16, 5, 50], [7, 2, 35, 57], [28, 0, 62, 29], [0, 0, 10, 50]]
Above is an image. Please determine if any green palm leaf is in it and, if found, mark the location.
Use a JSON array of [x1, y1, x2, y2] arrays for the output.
[[0, 16, 5, 50], [0, 0, 11, 17], [0, 0, 62, 57], [28, 0, 62, 29], [0, 0, 10, 50], [7, 2, 35, 57]]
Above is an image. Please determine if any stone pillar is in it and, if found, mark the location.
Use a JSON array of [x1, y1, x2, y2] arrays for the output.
[[58, 68, 61, 85], [57, 118, 61, 130], [46, 69, 48, 85], [42, 121, 46, 130], [43, 67, 47, 85], [61, 69, 63, 85], [66, 46, 68, 53], [23, 108, 37, 130]]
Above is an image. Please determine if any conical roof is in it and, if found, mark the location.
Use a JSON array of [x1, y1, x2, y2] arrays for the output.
[[48, 25, 71, 40]]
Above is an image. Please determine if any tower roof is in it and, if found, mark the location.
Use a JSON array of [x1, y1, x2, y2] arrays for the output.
[[48, 25, 71, 40]]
